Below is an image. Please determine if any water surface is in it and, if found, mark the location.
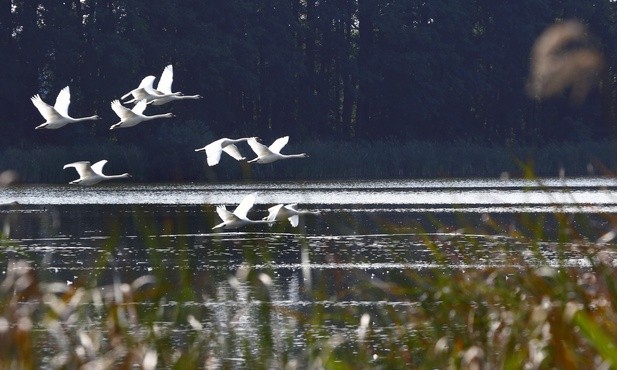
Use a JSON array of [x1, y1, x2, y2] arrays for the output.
[[1, 178, 615, 363]]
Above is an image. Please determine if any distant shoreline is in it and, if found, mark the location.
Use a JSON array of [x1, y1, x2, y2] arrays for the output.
[[1, 139, 616, 183]]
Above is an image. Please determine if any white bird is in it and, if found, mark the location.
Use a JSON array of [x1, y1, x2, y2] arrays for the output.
[[31, 86, 101, 129], [150, 64, 203, 105], [121, 75, 183, 104], [109, 99, 174, 129], [264, 204, 320, 227], [247, 136, 308, 164], [194, 137, 251, 166], [212, 193, 272, 230], [63, 160, 131, 186]]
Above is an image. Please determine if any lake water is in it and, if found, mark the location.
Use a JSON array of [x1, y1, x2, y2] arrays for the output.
[[1, 178, 616, 364]]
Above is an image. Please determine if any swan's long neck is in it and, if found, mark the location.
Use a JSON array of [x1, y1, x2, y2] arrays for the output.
[[177, 94, 202, 100], [248, 219, 274, 225], [145, 113, 174, 121], [73, 115, 100, 122], [104, 173, 131, 179], [282, 153, 307, 159]]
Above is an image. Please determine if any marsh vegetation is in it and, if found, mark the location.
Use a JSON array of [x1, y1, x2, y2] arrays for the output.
[[1, 180, 617, 368]]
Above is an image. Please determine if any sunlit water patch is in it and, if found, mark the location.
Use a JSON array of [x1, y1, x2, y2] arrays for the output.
[[2, 178, 617, 209]]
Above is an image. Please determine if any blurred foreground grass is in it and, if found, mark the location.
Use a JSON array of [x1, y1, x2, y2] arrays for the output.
[[1, 206, 617, 369]]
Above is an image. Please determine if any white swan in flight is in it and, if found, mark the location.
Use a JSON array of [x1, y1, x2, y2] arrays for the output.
[[121, 75, 182, 104], [264, 204, 320, 227], [63, 160, 131, 186], [212, 193, 272, 230], [109, 99, 174, 129], [31, 86, 100, 129], [150, 64, 203, 105], [194, 137, 251, 166], [247, 136, 308, 164]]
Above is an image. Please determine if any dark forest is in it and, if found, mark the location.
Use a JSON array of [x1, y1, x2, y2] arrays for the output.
[[2, 1, 617, 182]]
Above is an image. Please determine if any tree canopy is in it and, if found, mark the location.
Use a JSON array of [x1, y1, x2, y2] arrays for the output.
[[2, 1, 617, 151]]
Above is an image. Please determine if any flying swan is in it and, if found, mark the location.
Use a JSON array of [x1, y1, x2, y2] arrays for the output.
[[150, 64, 203, 105], [247, 136, 308, 164], [32, 86, 100, 129], [264, 204, 320, 227], [194, 137, 251, 166], [212, 193, 273, 230], [63, 160, 131, 186], [121, 75, 183, 104], [109, 99, 174, 129]]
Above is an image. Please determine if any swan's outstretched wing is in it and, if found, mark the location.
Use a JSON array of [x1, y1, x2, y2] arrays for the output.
[[140, 75, 162, 96], [269, 136, 289, 154], [204, 140, 224, 166], [266, 204, 285, 223], [128, 88, 149, 102], [54, 86, 71, 117], [216, 205, 236, 222], [288, 215, 299, 227], [31, 94, 62, 121], [111, 100, 135, 119], [121, 76, 157, 100], [233, 193, 256, 219], [131, 100, 148, 115], [156, 65, 174, 94], [138, 75, 157, 89], [63, 161, 95, 179], [90, 160, 108, 176], [222, 144, 245, 161], [247, 137, 272, 156], [282, 204, 300, 226]]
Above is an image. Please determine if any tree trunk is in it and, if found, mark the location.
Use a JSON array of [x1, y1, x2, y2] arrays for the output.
[[357, 0, 377, 139]]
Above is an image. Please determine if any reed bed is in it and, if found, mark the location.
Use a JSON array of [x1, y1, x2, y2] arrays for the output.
[[1, 201, 617, 368]]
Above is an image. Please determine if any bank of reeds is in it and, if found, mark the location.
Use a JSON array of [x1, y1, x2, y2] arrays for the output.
[[2, 135, 616, 183], [2, 203, 617, 368]]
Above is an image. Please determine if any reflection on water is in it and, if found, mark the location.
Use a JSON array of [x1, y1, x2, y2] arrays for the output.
[[1, 178, 616, 363]]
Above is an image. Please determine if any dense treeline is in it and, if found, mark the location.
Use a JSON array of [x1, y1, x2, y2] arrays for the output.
[[2, 1, 617, 181]]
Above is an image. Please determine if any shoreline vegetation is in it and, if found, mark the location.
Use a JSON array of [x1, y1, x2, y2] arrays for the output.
[[2, 134, 617, 184], [1, 206, 617, 368]]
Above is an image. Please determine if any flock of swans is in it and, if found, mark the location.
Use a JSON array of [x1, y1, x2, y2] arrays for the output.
[[32, 65, 195, 131], [213, 193, 320, 230], [31, 64, 316, 230]]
